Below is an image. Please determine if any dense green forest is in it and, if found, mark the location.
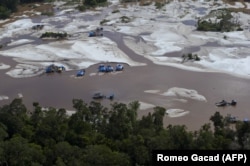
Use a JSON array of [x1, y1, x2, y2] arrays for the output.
[[0, 0, 45, 19], [0, 98, 250, 165]]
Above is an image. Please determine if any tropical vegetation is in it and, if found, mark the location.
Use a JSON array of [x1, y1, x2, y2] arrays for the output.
[[0, 98, 250, 165], [196, 9, 243, 32], [40, 32, 68, 39], [182, 53, 201, 63], [0, 0, 108, 19]]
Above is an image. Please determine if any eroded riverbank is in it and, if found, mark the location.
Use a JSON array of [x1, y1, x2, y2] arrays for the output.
[[1, 0, 250, 130]]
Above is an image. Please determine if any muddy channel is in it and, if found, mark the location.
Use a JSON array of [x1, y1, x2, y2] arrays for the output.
[[1, 5, 250, 130]]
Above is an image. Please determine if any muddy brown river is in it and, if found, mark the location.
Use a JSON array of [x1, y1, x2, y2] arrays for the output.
[[1, 5, 250, 131]]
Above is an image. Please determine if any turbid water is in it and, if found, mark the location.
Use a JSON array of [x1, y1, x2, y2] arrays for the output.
[[1, 4, 250, 131]]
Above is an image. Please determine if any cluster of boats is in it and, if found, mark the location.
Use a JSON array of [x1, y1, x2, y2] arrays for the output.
[[45, 64, 121, 101], [75, 64, 124, 77], [226, 114, 249, 123], [88, 27, 103, 37], [98, 64, 124, 73], [45, 64, 65, 73], [215, 99, 237, 107], [92, 92, 114, 100]]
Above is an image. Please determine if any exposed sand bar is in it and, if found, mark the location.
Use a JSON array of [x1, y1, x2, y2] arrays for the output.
[[1, 0, 250, 130]]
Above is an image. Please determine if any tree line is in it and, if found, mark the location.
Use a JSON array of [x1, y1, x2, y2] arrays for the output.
[[0, 0, 45, 19], [0, 98, 250, 165], [0, 0, 108, 19]]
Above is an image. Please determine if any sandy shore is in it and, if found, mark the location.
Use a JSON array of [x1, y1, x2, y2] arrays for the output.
[[1, 0, 250, 130], [1, 59, 250, 130]]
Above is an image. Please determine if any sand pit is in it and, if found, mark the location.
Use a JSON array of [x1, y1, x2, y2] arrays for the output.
[[1, 0, 250, 130], [144, 88, 206, 102], [18, 93, 23, 98], [0, 63, 10, 70], [6, 64, 44, 78], [144, 90, 161, 94], [166, 109, 190, 118], [0, 96, 9, 101], [0, 37, 145, 78], [0, 0, 249, 78], [139, 101, 155, 110], [162, 87, 207, 102]]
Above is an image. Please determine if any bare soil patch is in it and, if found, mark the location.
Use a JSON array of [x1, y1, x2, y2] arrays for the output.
[[0, 3, 53, 27]]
